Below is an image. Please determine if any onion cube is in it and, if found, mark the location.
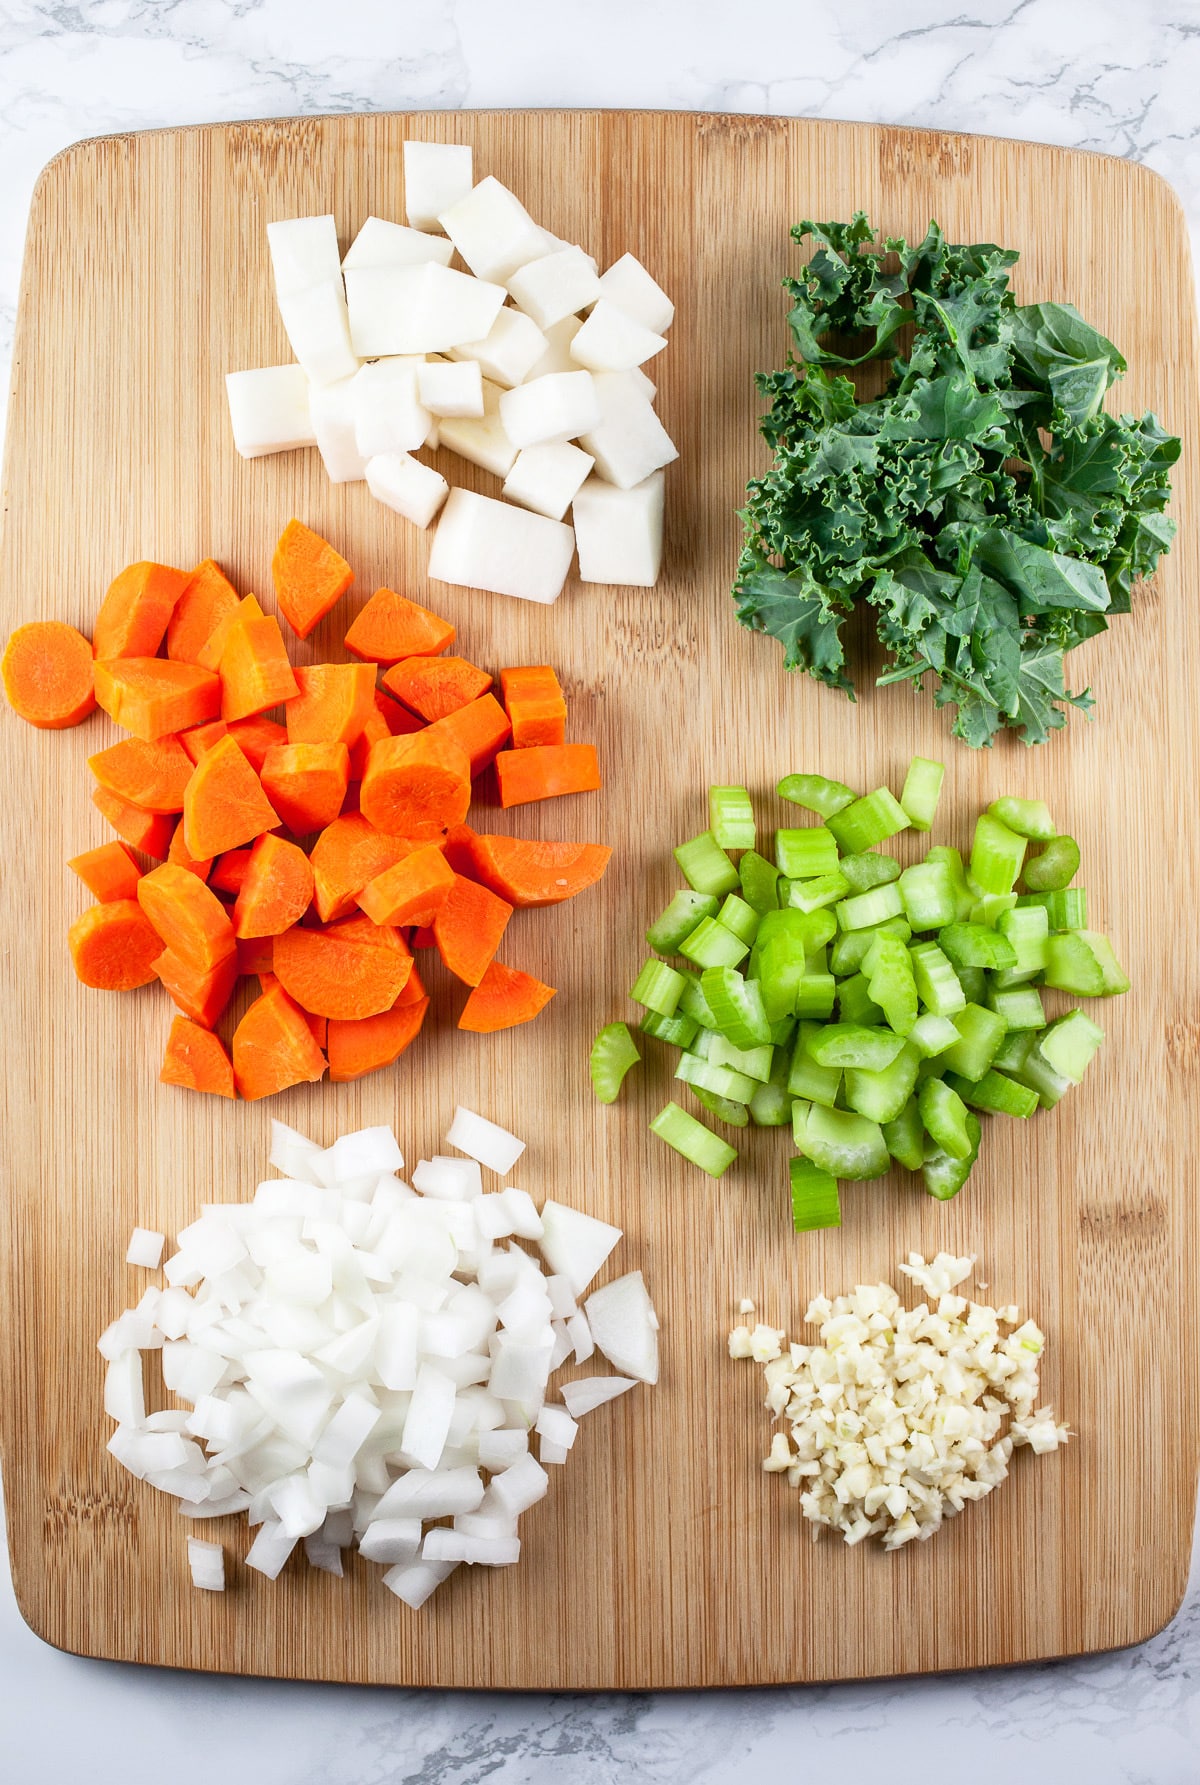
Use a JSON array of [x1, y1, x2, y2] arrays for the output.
[[487, 1454, 549, 1516], [126, 1227, 165, 1270], [560, 1376, 638, 1418], [585, 1270, 660, 1384], [502, 441, 594, 522], [526, 315, 583, 380], [343, 216, 454, 271], [538, 1201, 622, 1297], [366, 453, 449, 529], [417, 358, 484, 418], [423, 1529, 520, 1566], [404, 140, 474, 231], [508, 246, 603, 330], [399, 1363, 457, 1470], [269, 1120, 325, 1184], [448, 306, 549, 389], [382, 1556, 458, 1609], [303, 1534, 344, 1576], [535, 1405, 579, 1451], [439, 176, 551, 282], [270, 1473, 327, 1539], [104, 1353, 145, 1427], [376, 1302, 420, 1391], [351, 359, 430, 458], [267, 215, 341, 297], [571, 299, 667, 374], [578, 373, 678, 490], [309, 376, 368, 484], [412, 1156, 483, 1201], [225, 366, 315, 460], [499, 371, 600, 448], [435, 382, 518, 478], [495, 1188, 543, 1240], [597, 252, 674, 333], [573, 471, 664, 586], [373, 1466, 485, 1521], [487, 1332, 554, 1402], [539, 1438, 570, 1465], [428, 490, 574, 605], [476, 1429, 529, 1471], [567, 1309, 594, 1364], [275, 279, 359, 387], [358, 1517, 422, 1565], [312, 1392, 381, 1467], [446, 1105, 527, 1175], [318, 1125, 406, 1184], [187, 1537, 226, 1592], [245, 1519, 299, 1581], [345, 262, 505, 357]]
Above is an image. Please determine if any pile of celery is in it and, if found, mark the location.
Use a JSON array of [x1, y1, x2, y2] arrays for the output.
[[593, 760, 1128, 1230]]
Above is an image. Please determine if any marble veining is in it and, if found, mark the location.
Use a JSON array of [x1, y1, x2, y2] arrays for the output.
[[1, 3, 1198, 1781]]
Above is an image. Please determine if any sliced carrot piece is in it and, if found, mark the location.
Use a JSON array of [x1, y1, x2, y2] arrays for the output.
[[160, 1015, 237, 1097], [232, 983, 327, 1100], [348, 704, 390, 783], [2, 621, 95, 729], [179, 719, 228, 765], [197, 594, 264, 673], [68, 899, 163, 990], [69, 840, 143, 903], [237, 934, 274, 976], [233, 833, 314, 938], [88, 733, 194, 813], [357, 842, 455, 928], [303, 1009, 328, 1051], [344, 587, 454, 663], [396, 961, 426, 1004], [137, 861, 237, 973], [360, 730, 471, 839], [273, 519, 354, 641], [309, 813, 422, 922], [167, 560, 241, 665], [286, 662, 376, 746], [92, 562, 190, 660], [94, 658, 221, 741], [167, 821, 213, 882], [273, 919, 413, 1019], [91, 785, 174, 858], [220, 614, 300, 722], [155, 946, 239, 1028], [210, 848, 253, 895], [182, 734, 280, 860], [227, 715, 288, 773], [261, 741, 350, 836], [383, 656, 492, 723], [432, 873, 513, 986], [455, 832, 612, 907], [423, 693, 511, 776], [327, 995, 429, 1083], [458, 961, 556, 1032], [499, 665, 568, 748], [376, 688, 426, 734], [495, 743, 601, 808]]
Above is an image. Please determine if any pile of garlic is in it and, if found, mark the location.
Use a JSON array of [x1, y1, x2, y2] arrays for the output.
[[729, 1252, 1068, 1550], [226, 139, 676, 601]]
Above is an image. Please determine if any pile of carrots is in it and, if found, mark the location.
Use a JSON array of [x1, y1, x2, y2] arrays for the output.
[[1, 520, 610, 1099]]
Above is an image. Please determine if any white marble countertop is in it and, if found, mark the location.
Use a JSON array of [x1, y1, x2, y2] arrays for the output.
[[1, 2, 1198, 1779]]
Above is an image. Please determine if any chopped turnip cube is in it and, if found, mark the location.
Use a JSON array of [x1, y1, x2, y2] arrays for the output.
[[358, 1517, 422, 1565], [366, 453, 449, 529], [404, 140, 474, 231], [309, 376, 368, 483], [570, 299, 667, 373], [584, 1271, 659, 1384], [498, 370, 600, 448], [126, 1227, 165, 1270], [436, 380, 518, 478], [345, 262, 505, 357], [428, 489, 575, 605], [343, 216, 454, 271], [267, 215, 341, 297], [539, 1438, 570, 1465], [448, 307, 549, 388], [526, 315, 583, 380], [417, 358, 484, 418], [578, 373, 678, 489], [560, 1376, 638, 1418], [573, 471, 664, 586], [187, 1537, 226, 1592], [423, 1529, 520, 1566], [507, 246, 603, 330], [382, 1556, 458, 1609], [538, 1201, 622, 1297], [596, 252, 674, 333], [351, 359, 430, 458], [225, 366, 315, 459], [502, 441, 594, 521], [536, 1405, 578, 1452], [439, 176, 551, 282], [276, 279, 359, 386]]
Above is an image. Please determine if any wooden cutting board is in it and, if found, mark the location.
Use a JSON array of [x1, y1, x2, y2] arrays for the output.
[[1, 111, 1197, 1690]]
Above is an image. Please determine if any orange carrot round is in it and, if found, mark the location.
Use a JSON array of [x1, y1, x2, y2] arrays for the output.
[[327, 995, 429, 1082], [360, 730, 471, 838], [233, 833, 315, 939], [166, 821, 214, 882], [68, 899, 163, 990], [343, 587, 454, 663], [68, 840, 142, 903], [136, 861, 237, 973], [458, 960, 556, 1032], [432, 873, 513, 986], [89, 734, 194, 813], [455, 832, 612, 907], [231, 984, 327, 1100], [196, 594, 263, 673], [273, 919, 413, 1019], [2, 621, 96, 729], [220, 615, 300, 721], [261, 742, 350, 836], [383, 655, 492, 722], [160, 1015, 237, 1097]]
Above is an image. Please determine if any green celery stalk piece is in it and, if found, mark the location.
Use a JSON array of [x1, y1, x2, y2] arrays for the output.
[[900, 756, 945, 832], [680, 916, 750, 969], [938, 921, 1018, 971], [989, 796, 1056, 841], [940, 1002, 1007, 1081], [827, 788, 911, 854], [918, 1076, 975, 1160], [749, 1078, 794, 1126], [956, 965, 987, 1005], [992, 1031, 1033, 1074], [650, 1102, 737, 1178], [1039, 1009, 1105, 1082], [799, 1103, 891, 1180], [777, 773, 855, 817], [790, 1157, 842, 1232], [676, 1053, 756, 1103], [640, 1008, 700, 1049], [909, 941, 967, 1017], [795, 973, 837, 1018], [1042, 931, 1107, 995], [674, 831, 741, 897], [844, 1040, 920, 1124], [717, 893, 760, 946], [707, 1034, 774, 1082], [969, 812, 1027, 895], [630, 957, 686, 1017], [863, 932, 918, 1035], [739, 851, 780, 914], [807, 1023, 906, 1072], [838, 851, 901, 893], [677, 968, 721, 1031], [700, 965, 772, 1047], [646, 890, 719, 954], [785, 871, 851, 914], [709, 786, 755, 851], [1023, 835, 1081, 892], [882, 1097, 925, 1172], [925, 845, 975, 921], [829, 916, 911, 977], [986, 984, 1046, 1030], [908, 1011, 961, 1058], [946, 1068, 1040, 1119], [968, 892, 1018, 927], [692, 1085, 751, 1128], [589, 1023, 642, 1103], [922, 1113, 981, 1201], [836, 972, 886, 1027], [775, 826, 839, 878], [788, 1024, 843, 1107], [898, 860, 956, 931], [836, 882, 906, 932]]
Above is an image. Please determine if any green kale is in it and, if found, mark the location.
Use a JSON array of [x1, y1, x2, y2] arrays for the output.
[[733, 213, 1179, 744]]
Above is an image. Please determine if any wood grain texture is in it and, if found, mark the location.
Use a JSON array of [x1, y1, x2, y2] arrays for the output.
[[0, 110, 1197, 1689]]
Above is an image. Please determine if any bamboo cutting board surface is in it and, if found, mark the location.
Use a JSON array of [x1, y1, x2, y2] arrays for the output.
[[0, 111, 1197, 1690]]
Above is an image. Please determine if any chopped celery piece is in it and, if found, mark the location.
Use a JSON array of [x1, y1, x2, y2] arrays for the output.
[[680, 917, 749, 969], [863, 933, 918, 1036], [709, 785, 755, 851], [836, 972, 885, 1026], [589, 1023, 641, 1103], [1044, 887, 1089, 932], [968, 891, 1018, 927], [844, 1040, 920, 1124], [650, 1102, 737, 1178], [739, 851, 780, 914], [807, 1023, 906, 1072], [1009, 1042, 1072, 1109], [939, 922, 1018, 971], [798, 1103, 890, 1180], [806, 944, 829, 975], [956, 964, 987, 1005], [756, 907, 836, 952], [692, 1086, 751, 1128], [1042, 931, 1121, 995], [788, 1025, 843, 1107], [988, 796, 1055, 841], [829, 917, 910, 977], [674, 831, 740, 897], [839, 851, 901, 893], [785, 871, 851, 914], [946, 1069, 1040, 1120], [908, 1012, 961, 1058], [969, 813, 1027, 895], [777, 772, 855, 817], [827, 787, 911, 854], [940, 1002, 1007, 1082], [918, 1077, 974, 1160], [922, 1113, 981, 1201], [790, 1157, 842, 1232], [677, 969, 720, 1030], [700, 966, 772, 1048], [754, 939, 805, 1023], [900, 756, 945, 832], [1023, 834, 1081, 892], [925, 845, 975, 920], [1039, 1009, 1105, 1083], [791, 1098, 812, 1147], [986, 984, 1046, 1030], [836, 882, 906, 931], [646, 889, 719, 954], [993, 1031, 1033, 1074], [630, 957, 686, 1017], [717, 894, 760, 946], [750, 1077, 794, 1126], [896, 860, 956, 931], [882, 1098, 925, 1171], [996, 904, 1049, 980], [909, 941, 966, 1017], [640, 1009, 700, 1049], [706, 1034, 773, 1082], [775, 826, 839, 878], [769, 1014, 797, 1048], [795, 973, 837, 1019]]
